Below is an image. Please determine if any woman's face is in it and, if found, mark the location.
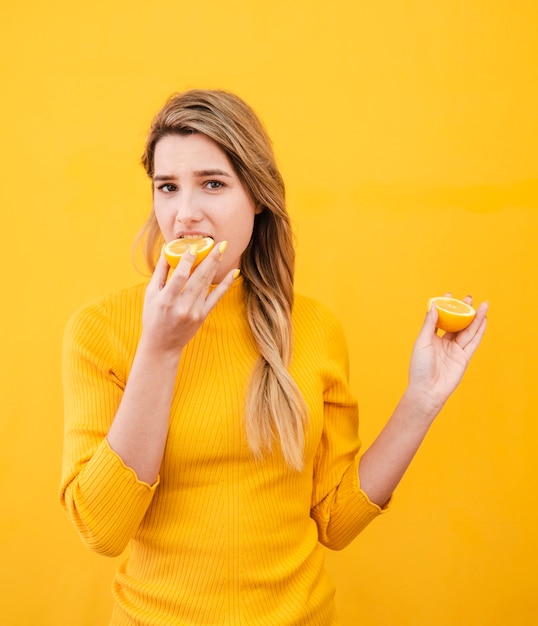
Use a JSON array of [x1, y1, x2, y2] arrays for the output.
[[152, 133, 260, 282]]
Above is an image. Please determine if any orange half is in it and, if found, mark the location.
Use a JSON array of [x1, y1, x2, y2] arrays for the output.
[[163, 236, 214, 270], [429, 296, 476, 333]]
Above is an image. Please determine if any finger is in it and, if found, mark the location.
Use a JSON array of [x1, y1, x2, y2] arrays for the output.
[[461, 300, 488, 333], [167, 247, 197, 288], [165, 243, 209, 297], [174, 241, 227, 299], [417, 302, 439, 341], [454, 301, 489, 349], [191, 241, 227, 289], [460, 311, 488, 357], [204, 268, 239, 314], [147, 253, 172, 293], [470, 300, 488, 326]]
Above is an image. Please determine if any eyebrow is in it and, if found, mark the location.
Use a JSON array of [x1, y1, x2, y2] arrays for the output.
[[153, 169, 232, 181]]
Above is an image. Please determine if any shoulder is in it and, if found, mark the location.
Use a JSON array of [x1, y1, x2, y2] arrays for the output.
[[292, 293, 348, 350], [291, 294, 351, 383], [293, 293, 345, 332], [65, 282, 148, 338]]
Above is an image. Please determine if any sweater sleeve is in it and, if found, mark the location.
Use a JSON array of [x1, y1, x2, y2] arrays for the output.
[[59, 299, 159, 557], [310, 308, 388, 550]]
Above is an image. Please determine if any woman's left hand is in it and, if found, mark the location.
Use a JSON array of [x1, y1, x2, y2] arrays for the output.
[[407, 295, 489, 418], [358, 294, 488, 506]]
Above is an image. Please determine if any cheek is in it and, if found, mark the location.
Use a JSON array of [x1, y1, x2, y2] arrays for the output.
[[153, 204, 174, 235], [225, 213, 255, 262], [238, 210, 256, 242], [240, 196, 258, 232]]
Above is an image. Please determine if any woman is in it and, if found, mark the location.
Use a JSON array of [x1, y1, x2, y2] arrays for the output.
[[60, 89, 488, 625]]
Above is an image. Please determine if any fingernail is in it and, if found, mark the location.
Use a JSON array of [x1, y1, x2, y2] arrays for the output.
[[232, 269, 241, 279], [218, 240, 228, 262], [188, 244, 197, 256]]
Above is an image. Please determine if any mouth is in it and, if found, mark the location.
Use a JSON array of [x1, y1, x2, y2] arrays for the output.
[[175, 232, 214, 242]]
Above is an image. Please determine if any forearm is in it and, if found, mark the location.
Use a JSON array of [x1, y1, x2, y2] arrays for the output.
[[107, 335, 182, 484], [358, 390, 442, 507]]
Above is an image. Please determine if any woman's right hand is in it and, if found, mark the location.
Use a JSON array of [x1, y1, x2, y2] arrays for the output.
[[141, 241, 237, 353], [107, 244, 237, 484]]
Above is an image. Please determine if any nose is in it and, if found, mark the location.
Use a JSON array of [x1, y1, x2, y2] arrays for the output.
[[174, 191, 202, 226]]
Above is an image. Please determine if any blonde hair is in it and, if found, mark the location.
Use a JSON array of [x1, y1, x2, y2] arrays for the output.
[[138, 89, 308, 470]]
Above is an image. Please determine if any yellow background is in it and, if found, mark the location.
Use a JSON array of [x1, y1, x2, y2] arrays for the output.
[[2, 1, 537, 624]]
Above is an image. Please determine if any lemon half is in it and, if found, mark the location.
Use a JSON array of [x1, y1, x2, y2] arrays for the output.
[[429, 296, 476, 333], [163, 237, 215, 270]]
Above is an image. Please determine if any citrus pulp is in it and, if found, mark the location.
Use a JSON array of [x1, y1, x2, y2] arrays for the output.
[[429, 296, 476, 333]]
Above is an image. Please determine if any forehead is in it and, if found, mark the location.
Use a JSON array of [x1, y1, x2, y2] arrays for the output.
[[154, 133, 231, 169]]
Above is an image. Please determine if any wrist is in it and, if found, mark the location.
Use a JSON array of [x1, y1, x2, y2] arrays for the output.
[[137, 332, 184, 368], [399, 386, 445, 425]]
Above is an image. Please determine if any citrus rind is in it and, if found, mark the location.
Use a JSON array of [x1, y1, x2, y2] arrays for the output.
[[429, 296, 476, 333]]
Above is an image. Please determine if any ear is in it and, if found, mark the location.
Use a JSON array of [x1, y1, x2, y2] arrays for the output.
[[254, 203, 264, 215]]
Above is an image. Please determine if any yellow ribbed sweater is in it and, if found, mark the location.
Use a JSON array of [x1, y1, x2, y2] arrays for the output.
[[60, 278, 384, 625]]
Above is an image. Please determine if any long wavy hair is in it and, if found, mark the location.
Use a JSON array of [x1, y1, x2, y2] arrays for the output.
[[137, 89, 308, 471]]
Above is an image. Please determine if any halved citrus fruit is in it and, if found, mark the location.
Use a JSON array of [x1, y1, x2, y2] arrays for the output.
[[163, 236, 214, 270], [429, 296, 476, 333]]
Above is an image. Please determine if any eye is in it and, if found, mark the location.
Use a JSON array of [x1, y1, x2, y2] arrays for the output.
[[157, 183, 177, 193], [205, 180, 224, 190]]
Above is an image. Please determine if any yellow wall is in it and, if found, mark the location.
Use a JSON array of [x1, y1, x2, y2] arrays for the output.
[[2, 1, 537, 624]]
